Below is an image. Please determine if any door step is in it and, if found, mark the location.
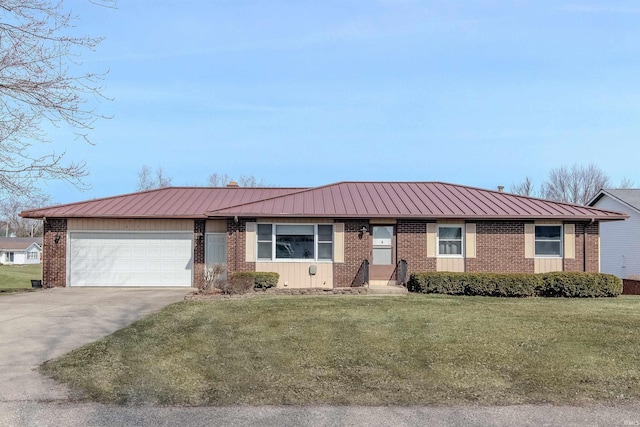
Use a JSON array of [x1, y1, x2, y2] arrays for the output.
[[366, 286, 408, 296]]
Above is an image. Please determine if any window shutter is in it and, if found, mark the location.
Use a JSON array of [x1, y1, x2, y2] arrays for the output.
[[564, 223, 575, 259], [524, 223, 534, 259], [427, 223, 436, 258], [245, 222, 256, 262], [334, 223, 344, 263], [465, 223, 476, 258]]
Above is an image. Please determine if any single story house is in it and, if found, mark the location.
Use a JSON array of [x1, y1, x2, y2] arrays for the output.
[[21, 181, 627, 288], [588, 189, 640, 279], [0, 237, 42, 265]]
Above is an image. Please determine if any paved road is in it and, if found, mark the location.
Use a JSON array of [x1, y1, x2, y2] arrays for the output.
[[2, 288, 640, 426]]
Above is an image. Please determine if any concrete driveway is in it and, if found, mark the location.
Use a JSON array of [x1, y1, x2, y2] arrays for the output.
[[0, 287, 190, 402]]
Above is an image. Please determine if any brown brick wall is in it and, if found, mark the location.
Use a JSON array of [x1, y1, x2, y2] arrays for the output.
[[193, 219, 205, 287], [396, 220, 435, 275], [465, 221, 535, 273], [563, 221, 599, 273], [43, 218, 67, 288], [333, 220, 370, 287], [227, 218, 255, 274]]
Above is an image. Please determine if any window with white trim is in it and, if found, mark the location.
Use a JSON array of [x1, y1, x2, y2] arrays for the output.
[[437, 225, 463, 256], [257, 224, 333, 261], [6, 252, 14, 262], [535, 225, 562, 257], [27, 251, 39, 260]]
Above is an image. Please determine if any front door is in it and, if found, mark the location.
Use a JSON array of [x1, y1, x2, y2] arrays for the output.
[[370, 225, 395, 285]]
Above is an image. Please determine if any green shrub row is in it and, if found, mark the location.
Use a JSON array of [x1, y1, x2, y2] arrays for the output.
[[407, 272, 622, 298]]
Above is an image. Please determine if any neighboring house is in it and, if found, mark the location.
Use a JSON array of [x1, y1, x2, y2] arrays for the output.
[[20, 182, 627, 288], [0, 237, 42, 265], [588, 189, 640, 279]]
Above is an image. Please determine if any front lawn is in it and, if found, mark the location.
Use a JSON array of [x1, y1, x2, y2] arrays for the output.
[[0, 264, 41, 292], [41, 295, 640, 405]]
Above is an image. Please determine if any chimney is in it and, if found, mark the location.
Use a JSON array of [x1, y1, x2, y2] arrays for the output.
[[497, 186, 504, 193], [227, 181, 239, 188]]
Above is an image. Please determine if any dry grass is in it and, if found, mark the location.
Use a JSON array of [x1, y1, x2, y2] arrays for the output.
[[0, 264, 41, 291], [41, 295, 640, 405]]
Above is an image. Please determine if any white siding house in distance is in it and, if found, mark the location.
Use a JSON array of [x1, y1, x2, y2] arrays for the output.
[[0, 237, 42, 265], [589, 189, 640, 279]]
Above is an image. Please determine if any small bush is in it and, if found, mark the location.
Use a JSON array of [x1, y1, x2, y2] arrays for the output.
[[408, 272, 621, 298], [217, 272, 280, 294]]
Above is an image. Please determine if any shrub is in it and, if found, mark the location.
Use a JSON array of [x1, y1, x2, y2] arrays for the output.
[[217, 272, 280, 294], [538, 272, 622, 297], [408, 272, 621, 298]]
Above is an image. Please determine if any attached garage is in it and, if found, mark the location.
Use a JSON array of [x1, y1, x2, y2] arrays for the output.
[[68, 232, 193, 287]]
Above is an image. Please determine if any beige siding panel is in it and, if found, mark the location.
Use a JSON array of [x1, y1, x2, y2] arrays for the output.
[[257, 218, 333, 223], [465, 223, 476, 258], [535, 220, 562, 225], [334, 222, 345, 263], [534, 258, 563, 273], [67, 218, 193, 231], [524, 223, 534, 259], [437, 258, 465, 272], [369, 218, 397, 224], [206, 220, 226, 233], [255, 262, 333, 288], [427, 223, 436, 258], [245, 222, 256, 262], [564, 223, 575, 259]]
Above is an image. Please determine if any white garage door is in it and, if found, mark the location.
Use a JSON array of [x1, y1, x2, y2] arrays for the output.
[[68, 232, 193, 287]]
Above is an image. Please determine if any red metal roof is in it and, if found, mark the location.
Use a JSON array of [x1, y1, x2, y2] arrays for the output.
[[21, 182, 628, 221], [20, 187, 303, 219], [206, 182, 628, 221]]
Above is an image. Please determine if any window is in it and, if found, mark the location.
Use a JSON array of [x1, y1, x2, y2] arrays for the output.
[[257, 224, 333, 261], [6, 252, 14, 262], [535, 225, 562, 257], [437, 225, 463, 256], [27, 251, 39, 260]]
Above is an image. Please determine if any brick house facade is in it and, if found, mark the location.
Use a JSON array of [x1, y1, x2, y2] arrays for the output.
[[27, 182, 625, 288]]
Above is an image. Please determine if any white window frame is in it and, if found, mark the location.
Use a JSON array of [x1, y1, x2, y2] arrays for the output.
[[436, 224, 465, 258], [6, 252, 14, 262], [534, 225, 563, 258], [256, 223, 334, 262], [27, 251, 39, 260]]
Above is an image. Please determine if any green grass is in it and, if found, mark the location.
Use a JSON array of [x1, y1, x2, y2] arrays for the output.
[[41, 295, 640, 406], [0, 264, 41, 292]]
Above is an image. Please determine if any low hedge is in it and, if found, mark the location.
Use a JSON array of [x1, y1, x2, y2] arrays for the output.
[[227, 272, 279, 289], [407, 272, 622, 298]]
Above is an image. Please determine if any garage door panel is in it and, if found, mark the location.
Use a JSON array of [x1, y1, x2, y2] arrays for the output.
[[69, 232, 193, 287]]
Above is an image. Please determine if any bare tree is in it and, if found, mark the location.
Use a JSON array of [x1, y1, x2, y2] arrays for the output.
[[207, 173, 267, 187], [0, 0, 113, 199], [1, 193, 50, 237], [510, 176, 537, 197], [619, 176, 635, 189], [540, 164, 610, 205], [136, 165, 172, 191], [207, 173, 232, 187]]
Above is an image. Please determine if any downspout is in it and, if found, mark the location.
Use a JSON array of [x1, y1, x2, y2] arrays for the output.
[[584, 218, 595, 272], [234, 216, 239, 272]]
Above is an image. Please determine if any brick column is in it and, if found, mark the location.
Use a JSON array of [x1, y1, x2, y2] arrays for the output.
[[333, 220, 370, 287], [227, 218, 255, 274], [43, 218, 67, 288], [397, 220, 434, 275]]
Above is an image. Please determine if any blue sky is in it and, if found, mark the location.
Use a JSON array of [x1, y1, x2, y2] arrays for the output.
[[42, 0, 640, 203]]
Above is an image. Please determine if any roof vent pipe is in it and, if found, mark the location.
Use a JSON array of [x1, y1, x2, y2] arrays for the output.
[[497, 186, 504, 193], [227, 181, 239, 188]]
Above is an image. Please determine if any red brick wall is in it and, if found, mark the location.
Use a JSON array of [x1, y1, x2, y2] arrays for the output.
[[43, 218, 67, 288], [465, 221, 535, 273], [623, 279, 640, 295], [227, 218, 255, 274], [193, 219, 205, 287], [333, 220, 370, 287], [397, 220, 435, 275]]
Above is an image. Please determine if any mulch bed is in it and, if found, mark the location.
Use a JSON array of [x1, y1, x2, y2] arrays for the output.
[[186, 287, 368, 300], [623, 279, 640, 295]]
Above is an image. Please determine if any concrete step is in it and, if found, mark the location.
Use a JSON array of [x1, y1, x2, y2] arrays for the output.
[[366, 286, 408, 296]]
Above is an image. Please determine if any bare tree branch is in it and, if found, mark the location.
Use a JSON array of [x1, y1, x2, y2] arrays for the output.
[[510, 176, 537, 197], [136, 165, 172, 191], [0, 0, 111, 199], [540, 163, 610, 205]]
